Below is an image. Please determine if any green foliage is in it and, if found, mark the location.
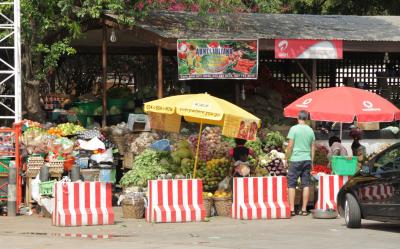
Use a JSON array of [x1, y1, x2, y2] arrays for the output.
[[3, 0, 397, 86], [264, 131, 285, 148], [245, 138, 263, 157]]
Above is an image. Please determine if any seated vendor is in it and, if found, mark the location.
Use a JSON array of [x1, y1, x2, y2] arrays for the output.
[[327, 136, 348, 168], [229, 138, 255, 177]]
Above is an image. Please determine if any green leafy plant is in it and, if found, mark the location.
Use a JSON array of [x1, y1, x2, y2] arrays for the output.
[[119, 149, 168, 188]]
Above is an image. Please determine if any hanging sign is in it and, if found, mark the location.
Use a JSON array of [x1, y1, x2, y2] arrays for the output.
[[222, 115, 258, 141], [275, 39, 343, 59], [177, 39, 258, 80]]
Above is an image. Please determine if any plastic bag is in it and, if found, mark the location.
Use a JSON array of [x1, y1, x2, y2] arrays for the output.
[[78, 137, 106, 151], [218, 176, 232, 192], [90, 148, 113, 163]]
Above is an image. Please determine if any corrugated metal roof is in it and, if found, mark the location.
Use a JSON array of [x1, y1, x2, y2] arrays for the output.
[[110, 11, 400, 42]]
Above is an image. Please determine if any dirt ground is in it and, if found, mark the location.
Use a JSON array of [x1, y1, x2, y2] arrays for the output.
[[0, 207, 399, 249]]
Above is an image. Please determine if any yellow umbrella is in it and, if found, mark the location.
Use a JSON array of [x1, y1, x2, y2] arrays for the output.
[[144, 93, 261, 177]]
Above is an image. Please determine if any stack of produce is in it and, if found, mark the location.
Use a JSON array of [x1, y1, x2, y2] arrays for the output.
[[258, 150, 287, 176], [169, 140, 193, 174], [188, 127, 230, 161], [120, 149, 168, 188], [245, 138, 264, 157], [314, 144, 329, 166], [311, 165, 332, 175], [261, 131, 285, 153], [196, 158, 231, 192], [56, 123, 85, 136], [130, 132, 160, 156], [22, 127, 49, 154]]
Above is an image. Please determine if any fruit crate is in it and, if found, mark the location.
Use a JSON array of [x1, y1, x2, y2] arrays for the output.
[[331, 156, 358, 176], [48, 160, 64, 175], [26, 156, 45, 177], [39, 180, 56, 196]]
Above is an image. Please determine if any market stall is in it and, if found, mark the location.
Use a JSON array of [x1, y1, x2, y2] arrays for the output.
[[19, 119, 119, 222], [284, 86, 400, 217]]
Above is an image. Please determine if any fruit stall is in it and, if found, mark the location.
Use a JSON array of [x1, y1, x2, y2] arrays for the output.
[[19, 119, 120, 216], [2, 115, 371, 222]]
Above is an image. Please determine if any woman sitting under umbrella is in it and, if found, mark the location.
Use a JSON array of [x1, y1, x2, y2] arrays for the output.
[[229, 138, 255, 177]]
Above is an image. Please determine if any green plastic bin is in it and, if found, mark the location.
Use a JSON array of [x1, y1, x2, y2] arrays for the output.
[[39, 180, 56, 196], [107, 98, 128, 110], [0, 157, 11, 173], [77, 114, 88, 127], [75, 100, 101, 115], [331, 156, 358, 176]]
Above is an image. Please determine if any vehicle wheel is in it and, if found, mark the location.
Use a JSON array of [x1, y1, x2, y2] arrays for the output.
[[344, 193, 361, 228]]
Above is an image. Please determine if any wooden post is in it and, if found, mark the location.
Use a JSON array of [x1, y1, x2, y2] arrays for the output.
[[102, 21, 108, 127], [311, 59, 317, 129], [329, 60, 337, 87], [157, 46, 163, 99], [311, 59, 317, 91]]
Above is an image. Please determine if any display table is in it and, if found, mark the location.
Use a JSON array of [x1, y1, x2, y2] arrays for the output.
[[146, 179, 206, 223], [231, 176, 291, 219]]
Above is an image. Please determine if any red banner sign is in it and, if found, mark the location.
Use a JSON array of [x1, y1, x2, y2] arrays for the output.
[[275, 39, 343, 59]]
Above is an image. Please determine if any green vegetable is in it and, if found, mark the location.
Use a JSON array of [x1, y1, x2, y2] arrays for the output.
[[175, 148, 192, 159], [119, 149, 168, 188], [264, 131, 285, 148], [245, 138, 263, 157]]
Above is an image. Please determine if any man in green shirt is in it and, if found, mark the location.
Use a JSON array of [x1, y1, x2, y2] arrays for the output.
[[286, 110, 315, 216]]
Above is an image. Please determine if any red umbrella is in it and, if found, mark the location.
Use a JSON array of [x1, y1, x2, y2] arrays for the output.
[[284, 86, 400, 123]]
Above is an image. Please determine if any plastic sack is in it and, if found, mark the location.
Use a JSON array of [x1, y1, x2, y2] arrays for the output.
[[218, 176, 232, 192], [90, 148, 113, 163], [78, 137, 106, 151]]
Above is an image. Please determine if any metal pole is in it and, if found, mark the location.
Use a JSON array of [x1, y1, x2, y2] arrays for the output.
[[102, 20, 108, 127], [193, 122, 203, 178], [157, 46, 163, 99], [7, 161, 16, 216], [14, 0, 22, 122]]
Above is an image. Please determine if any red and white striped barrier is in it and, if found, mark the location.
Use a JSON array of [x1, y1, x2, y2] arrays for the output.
[[232, 177, 291, 219], [146, 179, 206, 223], [358, 183, 395, 201], [52, 182, 114, 226], [316, 175, 349, 211]]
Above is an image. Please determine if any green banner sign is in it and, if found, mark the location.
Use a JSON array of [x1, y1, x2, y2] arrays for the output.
[[177, 39, 258, 80]]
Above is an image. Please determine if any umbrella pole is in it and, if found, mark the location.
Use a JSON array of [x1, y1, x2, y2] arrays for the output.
[[193, 122, 203, 178], [340, 122, 343, 140]]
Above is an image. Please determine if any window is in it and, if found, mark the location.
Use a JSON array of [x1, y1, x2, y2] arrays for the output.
[[372, 147, 400, 174]]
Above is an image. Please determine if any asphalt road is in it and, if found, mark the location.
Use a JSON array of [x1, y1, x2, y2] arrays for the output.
[[0, 209, 399, 249]]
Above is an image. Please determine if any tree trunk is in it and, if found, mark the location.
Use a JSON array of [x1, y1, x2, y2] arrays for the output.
[[21, 39, 45, 122]]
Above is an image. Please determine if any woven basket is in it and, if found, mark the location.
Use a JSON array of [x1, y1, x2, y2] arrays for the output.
[[112, 135, 126, 155], [122, 198, 145, 219], [203, 196, 214, 217], [214, 196, 232, 217], [26, 156, 44, 177], [123, 152, 134, 169], [48, 160, 64, 175]]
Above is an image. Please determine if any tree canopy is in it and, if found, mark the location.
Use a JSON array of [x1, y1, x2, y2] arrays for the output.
[[1, 0, 398, 83]]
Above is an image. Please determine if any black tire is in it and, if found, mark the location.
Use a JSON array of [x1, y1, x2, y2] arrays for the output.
[[344, 193, 362, 228]]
